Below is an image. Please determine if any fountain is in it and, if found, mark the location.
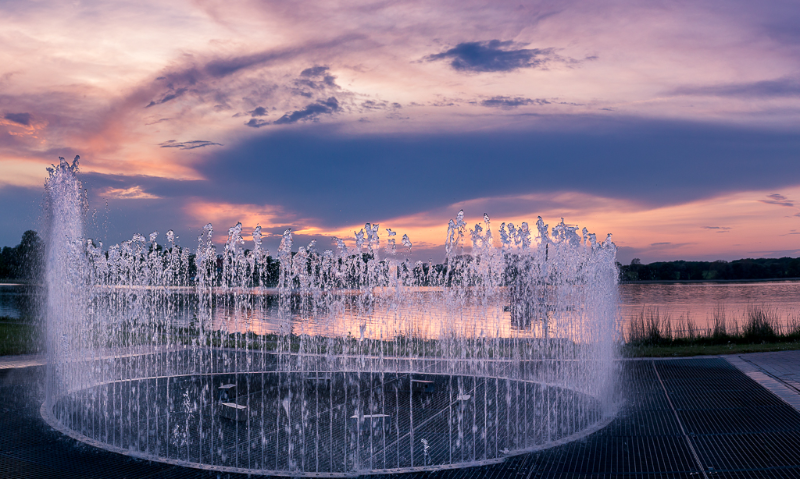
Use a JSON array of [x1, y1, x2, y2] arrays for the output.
[[40, 157, 619, 476]]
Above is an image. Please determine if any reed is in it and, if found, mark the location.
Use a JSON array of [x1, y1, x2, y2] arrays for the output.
[[625, 304, 800, 347]]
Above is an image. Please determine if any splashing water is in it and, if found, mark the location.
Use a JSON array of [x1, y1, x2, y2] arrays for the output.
[[41, 164, 619, 476]]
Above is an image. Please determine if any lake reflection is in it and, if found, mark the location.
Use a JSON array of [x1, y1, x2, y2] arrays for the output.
[[0, 283, 40, 320], [620, 281, 800, 333], [5, 281, 799, 336]]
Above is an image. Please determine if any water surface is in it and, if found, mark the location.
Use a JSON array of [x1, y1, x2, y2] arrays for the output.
[[619, 281, 800, 333]]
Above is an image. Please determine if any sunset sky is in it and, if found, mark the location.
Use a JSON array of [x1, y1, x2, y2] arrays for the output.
[[1, 0, 799, 263]]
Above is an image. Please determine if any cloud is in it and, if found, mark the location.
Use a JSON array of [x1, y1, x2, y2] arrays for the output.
[[145, 117, 170, 125], [274, 97, 340, 125], [301, 66, 330, 77], [360, 100, 402, 111], [759, 193, 794, 207], [480, 96, 550, 109], [293, 66, 339, 96], [0, 185, 42, 247], [671, 77, 800, 98], [4, 112, 31, 126], [249, 106, 268, 117], [190, 116, 800, 230], [245, 118, 270, 128], [159, 140, 222, 150], [145, 87, 188, 108], [702, 226, 731, 233], [425, 40, 553, 72], [204, 50, 296, 78], [101, 186, 161, 199], [648, 242, 697, 249], [201, 36, 361, 78]]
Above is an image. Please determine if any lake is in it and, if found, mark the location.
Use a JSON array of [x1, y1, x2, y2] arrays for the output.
[[619, 281, 800, 335], [4, 281, 799, 335]]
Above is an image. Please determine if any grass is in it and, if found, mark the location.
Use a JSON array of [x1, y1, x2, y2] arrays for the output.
[[0, 319, 40, 356], [623, 305, 800, 357]]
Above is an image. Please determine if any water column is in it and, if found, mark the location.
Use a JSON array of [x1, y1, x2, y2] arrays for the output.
[[43, 156, 88, 415]]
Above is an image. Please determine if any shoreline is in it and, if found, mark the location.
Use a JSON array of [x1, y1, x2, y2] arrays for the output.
[[621, 277, 800, 285]]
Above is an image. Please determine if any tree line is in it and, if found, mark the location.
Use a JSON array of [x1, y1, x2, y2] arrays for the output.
[[0, 230, 43, 282], [619, 257, 800, 282], [4, 229, 800, 284]]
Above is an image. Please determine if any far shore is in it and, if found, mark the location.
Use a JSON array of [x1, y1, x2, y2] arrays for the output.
[[621, 277, 800, 285]]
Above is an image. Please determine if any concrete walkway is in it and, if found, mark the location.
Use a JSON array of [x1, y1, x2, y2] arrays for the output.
[[0, 354, 44, 370], [725, 349, 800, 412]]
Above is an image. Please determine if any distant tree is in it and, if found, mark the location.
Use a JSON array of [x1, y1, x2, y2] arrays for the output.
[[0, 230, 44, 282]]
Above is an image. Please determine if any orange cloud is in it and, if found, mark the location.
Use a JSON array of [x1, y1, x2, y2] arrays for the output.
[[101, 186, 161, 199], [183, 200, 289, 241], [305, 187, 800, 262]]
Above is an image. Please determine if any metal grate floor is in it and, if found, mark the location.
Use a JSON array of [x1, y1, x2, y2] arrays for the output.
[[3, 357, 800, 478]]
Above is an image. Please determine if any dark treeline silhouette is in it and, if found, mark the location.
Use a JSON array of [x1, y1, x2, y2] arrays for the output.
[[0, 230, 43, 282], [9, 229, 797, 285], [619, 257, 800, 282]]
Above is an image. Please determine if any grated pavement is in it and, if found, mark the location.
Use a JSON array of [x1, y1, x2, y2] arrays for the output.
[[2, 354, 800, 478]]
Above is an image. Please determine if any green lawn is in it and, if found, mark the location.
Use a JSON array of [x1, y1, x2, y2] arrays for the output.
[[622, 340, 800, 358], [0, 321, 40, 356]]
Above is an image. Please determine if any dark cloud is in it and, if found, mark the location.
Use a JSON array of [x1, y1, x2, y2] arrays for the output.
[[293, 66, 339, 96], [301, 66, 330, 77], [245, 118, 270, 128], [202, 36, 361, 78], [188, 116, 800, 233], [672, 78, 800, 98], [145, 87, 187, 108], [0, 185, 43, 247], [18, 116, 800, 258], [648, 242, 696, 249], [159, 140, 222, 150], [274, 97, 339, 125], [250, 106, 268, 117], [480, 96, 550, 109], [425, 40, 553, 72], [759, 193, 793, 207], [4, 112, 31, 125], [361, 100, 385, 110], [205, 51, 293, 78], [361, 100, 401, 111], [747, 248, 800, 257], [702, 226, 731, 233]]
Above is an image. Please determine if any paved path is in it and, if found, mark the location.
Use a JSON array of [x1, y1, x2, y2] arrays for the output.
[[725, 350, 800, 412], [0, 354, 44, 370], [0, 346, 189, 371]]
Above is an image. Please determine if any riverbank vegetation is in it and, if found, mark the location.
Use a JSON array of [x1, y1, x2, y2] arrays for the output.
[[623, 305, 800, 357]]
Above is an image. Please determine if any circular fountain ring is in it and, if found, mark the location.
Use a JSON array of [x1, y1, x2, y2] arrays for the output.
[[42, 158, 620, 477], [42, 365, 614, 477]]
